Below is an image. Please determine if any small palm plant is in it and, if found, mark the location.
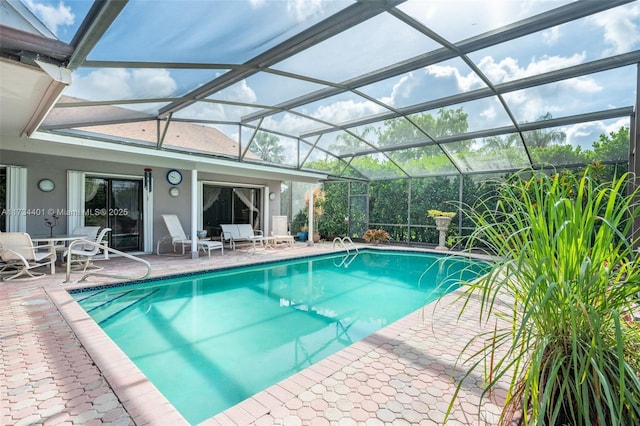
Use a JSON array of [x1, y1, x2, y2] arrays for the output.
[[448, 166, 640, 425]]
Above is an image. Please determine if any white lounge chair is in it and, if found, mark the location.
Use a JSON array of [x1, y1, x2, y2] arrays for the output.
[[63, 227, 111, 272], [157, 214, 223, 257], [271, 215, 294, 248], [0, 232, 56, 281]]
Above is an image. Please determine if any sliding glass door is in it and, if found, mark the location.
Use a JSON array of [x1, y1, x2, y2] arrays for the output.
[[202, 185, 262, 239], [84, 177, 143, 251]]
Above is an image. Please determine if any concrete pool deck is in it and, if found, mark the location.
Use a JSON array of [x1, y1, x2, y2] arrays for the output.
[[1, 242, 511, 425]]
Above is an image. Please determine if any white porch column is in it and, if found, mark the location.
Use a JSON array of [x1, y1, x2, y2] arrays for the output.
[[190, 169, 198, 259], [263, 186, 270, 236], [307, 189, 314, 246], [6, 166, 27, 232], [66, 170, 85, 233]]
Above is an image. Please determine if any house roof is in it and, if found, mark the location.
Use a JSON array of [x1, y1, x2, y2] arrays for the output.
[[47, 96, 258, 159]]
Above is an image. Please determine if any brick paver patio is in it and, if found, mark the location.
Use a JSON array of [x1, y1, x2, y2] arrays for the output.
[[1, 242, 509, 425]]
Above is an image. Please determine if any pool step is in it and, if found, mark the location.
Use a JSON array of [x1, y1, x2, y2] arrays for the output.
[[76, 288, 161, 325]]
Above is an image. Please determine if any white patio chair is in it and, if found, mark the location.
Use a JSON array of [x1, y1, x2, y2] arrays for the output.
[[157, 214, 223, 256], [63, 228, 112, 272], [0, 230, 19, 276], [71, 226, 100, 249], [0, 232, 56, 281], [0, 229, 9, 274], [271, 215, 294, 248]]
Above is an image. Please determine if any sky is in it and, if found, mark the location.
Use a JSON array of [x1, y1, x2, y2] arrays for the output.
[[20, 0, 640, 154]]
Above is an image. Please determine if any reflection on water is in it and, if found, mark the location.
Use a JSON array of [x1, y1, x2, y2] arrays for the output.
[[72, 251, 488, 424]]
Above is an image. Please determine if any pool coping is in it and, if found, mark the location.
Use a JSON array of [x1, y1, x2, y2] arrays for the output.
[[46, 286, 188, 424], [47, 247, 496, 425]]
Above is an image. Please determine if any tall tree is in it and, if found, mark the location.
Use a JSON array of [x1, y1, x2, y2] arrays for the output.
[[525, 112, 566, 148], [377, 107, 470, 161], [330, 127, 374, 156], [590, 126, 629, 162], [482, 134, 518, 150], [249, 131, 285, 163]]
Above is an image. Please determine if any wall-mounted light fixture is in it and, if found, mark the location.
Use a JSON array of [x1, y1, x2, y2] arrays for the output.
[[144, 168, 152, 192]]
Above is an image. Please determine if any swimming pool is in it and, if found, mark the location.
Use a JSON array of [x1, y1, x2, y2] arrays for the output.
[[70, 250, 488, 424]]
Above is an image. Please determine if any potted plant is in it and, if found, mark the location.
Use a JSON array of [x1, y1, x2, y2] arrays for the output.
[[446, 166, 640, 425], [297, 224, 308, 243], [362, 228, 390, 244], [428, 209, 456, 250], [292, 210, 308, 242], [44, 213, 59, 237]]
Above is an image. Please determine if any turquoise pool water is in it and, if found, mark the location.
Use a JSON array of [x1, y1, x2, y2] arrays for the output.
[[70, 250, 488, 424]]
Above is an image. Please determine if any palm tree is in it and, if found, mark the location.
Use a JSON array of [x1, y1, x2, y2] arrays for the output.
[[249, 131, 286, 163], [526, 112, 566, 148]]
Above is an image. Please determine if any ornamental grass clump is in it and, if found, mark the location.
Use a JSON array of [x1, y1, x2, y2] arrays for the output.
[[449, 166, 640, 425]]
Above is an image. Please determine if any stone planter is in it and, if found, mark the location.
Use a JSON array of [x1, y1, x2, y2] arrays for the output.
[[434, 216, 452, 250]]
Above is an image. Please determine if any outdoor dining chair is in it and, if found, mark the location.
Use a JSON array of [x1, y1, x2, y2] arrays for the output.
[[71, 226, 100, 249], [0, 232, 56, 281], [63, 227, 111, 273]]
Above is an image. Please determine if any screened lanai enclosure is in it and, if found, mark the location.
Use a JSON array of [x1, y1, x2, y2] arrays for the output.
[[2, 0, 639, 245]]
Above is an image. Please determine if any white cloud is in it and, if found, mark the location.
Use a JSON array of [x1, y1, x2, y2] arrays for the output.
[[552, 118, 629, 150], [248, 0, 330, 23], [563, 76, 601, 94], [542, 26, 560, 45], [606, 118, 630, 134], [398, 0, 562, 44], [25, 0, 74, 36], [480, 105, 497, 121], [242, 98, 378, 140], [386, 73, 417, 107], [287, 0, 325, 22], [477, 52, 586, 83], [181, 102, 225, 121], [262, 113, 320, 136], [68, 68, 177, 100], [373, 52, 598, 128], [222, 80, 257, 104], [588, 4, 640, 56], [565, 122, 606, 149], [503, 74, 602, 124], [476, 56, 519, 83], [472, 52, 605, 123], [257, 97, 386, 137], [130, 69, 178, 98], [378, 64, 484, 108], [425, 65, 483, 92], [310, 99, 385, 124], [262, 48, 606, 138]]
